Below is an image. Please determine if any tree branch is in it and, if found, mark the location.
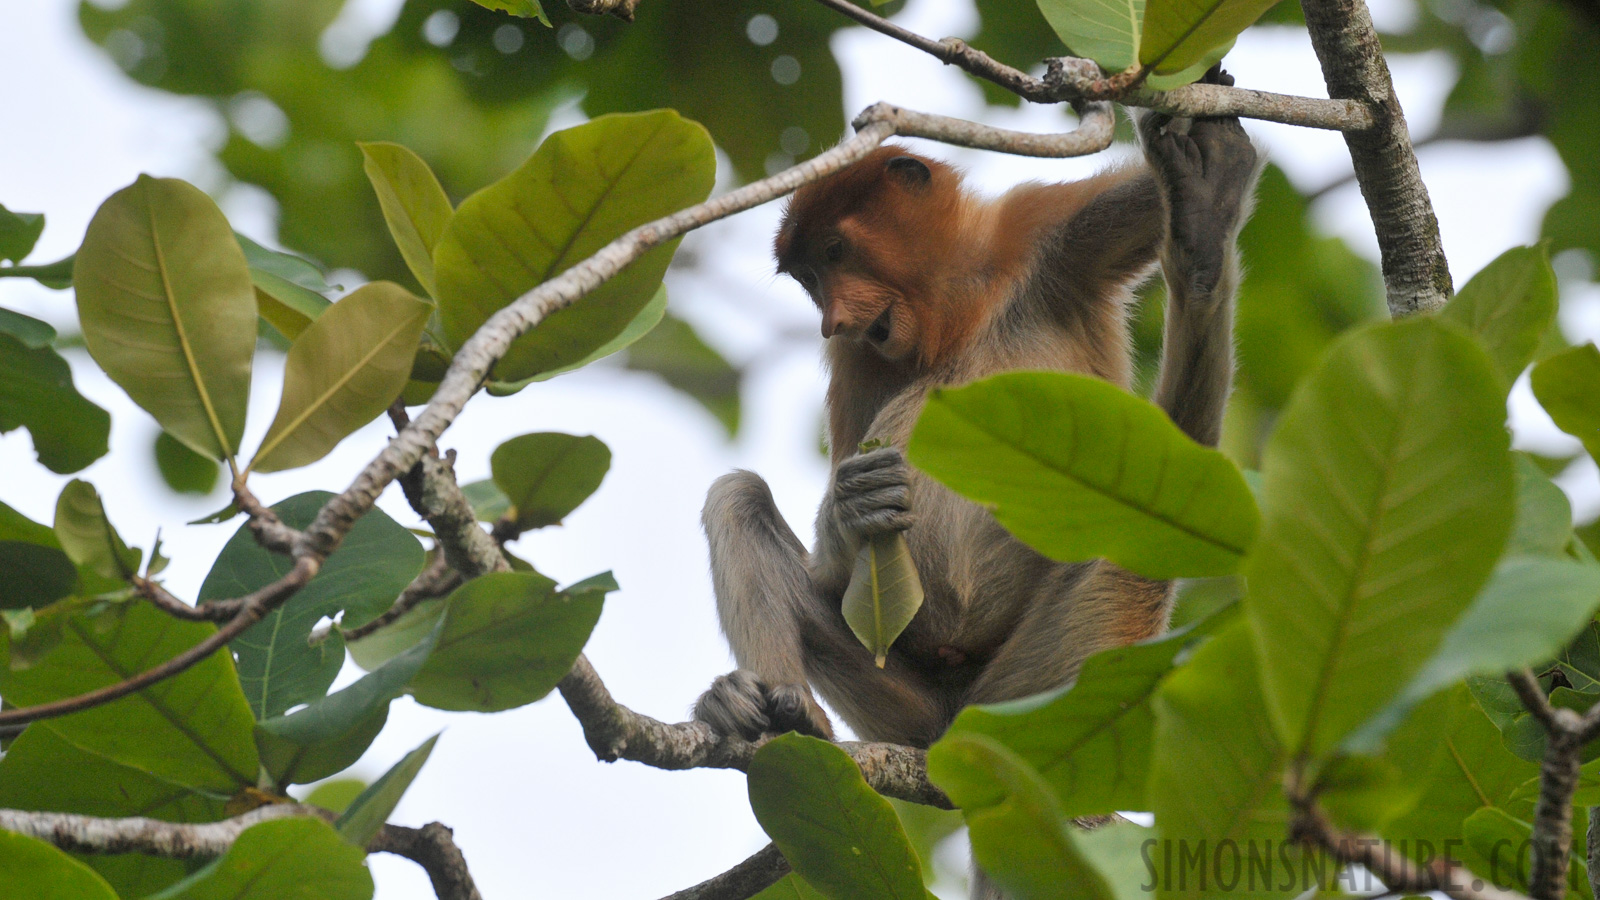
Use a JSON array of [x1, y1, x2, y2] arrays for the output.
[[660, 843, 791, 900], [398, 450, 510, 579], [0, 805, 317, 859], [334, 553, 461, 643], [557, 655, 952, 809], [370, 822, 484, 900], [1509, 668, 1587, 900], [1300, 0, 1452, 314], [565, 0, 639, 22], [810, 0, 1374, 131]]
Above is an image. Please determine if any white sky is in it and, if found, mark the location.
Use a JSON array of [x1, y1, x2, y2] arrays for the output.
[[0, 0, 1593, 897]]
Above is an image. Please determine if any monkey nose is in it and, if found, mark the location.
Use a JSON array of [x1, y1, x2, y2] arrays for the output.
[[821, 305, 853, 339]]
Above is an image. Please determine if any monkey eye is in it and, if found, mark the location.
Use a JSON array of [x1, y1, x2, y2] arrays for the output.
[[824, 239, 844, 262], [797, 269, 818, 291]]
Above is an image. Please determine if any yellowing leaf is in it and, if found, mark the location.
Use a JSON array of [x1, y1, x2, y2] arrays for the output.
[[74, 175, 256, 462], [251, 282, 431, 473], [841, 533, 925, 667], [360, 142, 454, 298]]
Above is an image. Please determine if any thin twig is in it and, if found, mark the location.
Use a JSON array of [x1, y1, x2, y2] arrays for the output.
[[336, 553, 462, 643], [660, 843, 791, 900], [810, 0, 1374, 131], [233, 481, 300, 555], [131, 576, 239, 622], [0, 556, 318, 726], [1509, 668, 1587, 900]]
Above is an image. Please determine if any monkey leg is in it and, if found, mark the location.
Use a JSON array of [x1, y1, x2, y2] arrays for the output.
[[695, 470, 837, 740]]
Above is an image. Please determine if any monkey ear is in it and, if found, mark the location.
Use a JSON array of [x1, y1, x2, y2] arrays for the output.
[[885, 156, 932, 189]]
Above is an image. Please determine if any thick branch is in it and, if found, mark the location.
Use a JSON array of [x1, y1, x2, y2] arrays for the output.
[[557, 655, 952, 809], [0, 805, 316, 859], [370, 822, 484, 900], [1509, 669, 1586, 900], [398, 450, 510, 579], [810, 0, 1373, 131], [661, 843, 791, 900], [1301, 0, 1451, 314]]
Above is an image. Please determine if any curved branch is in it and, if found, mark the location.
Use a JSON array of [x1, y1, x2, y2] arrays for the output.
[[370, 822, 484, 900], [558, 655, 952, 809], [661, 843, 791, 900]]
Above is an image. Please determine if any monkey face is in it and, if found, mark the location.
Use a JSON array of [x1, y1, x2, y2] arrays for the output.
[[815, 272, 917, 360]]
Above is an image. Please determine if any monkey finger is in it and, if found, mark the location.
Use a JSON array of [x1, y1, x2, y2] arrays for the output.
[[765, 683, 833, 739], [694, 671, 772, 741]]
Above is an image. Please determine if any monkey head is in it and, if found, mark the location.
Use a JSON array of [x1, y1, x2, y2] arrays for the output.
[[774, 146, 971, 366]]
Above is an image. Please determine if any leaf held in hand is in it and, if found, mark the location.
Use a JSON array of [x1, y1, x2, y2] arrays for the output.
[[841, 533, 924, 668]]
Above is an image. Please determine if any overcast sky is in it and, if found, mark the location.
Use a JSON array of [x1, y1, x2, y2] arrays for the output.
[[0, 0, 1593, 897]]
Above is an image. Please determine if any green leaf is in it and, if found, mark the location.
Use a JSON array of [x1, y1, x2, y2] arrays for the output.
[[360, 142, 454, 298], [0, 307, 56, 347], [346, 595, 446, 672], [1508, 453, 1575, 557], [0, 541, 76, 609], [0, 329, 111, 474], [201, 491, 423, 719], [0, 830, 119, 900], [74, 175, 256, 462], [0, 602, 258, 792], [1531, 343, 1600, 463], [1077, 823, 1161, 900], [235, 233, 338, 295], [908, 371, 1259, 579], [1440, 244, 1558, 388], [253, 276, 329, 344], [1149, 622, 1296, 900], [304, 779, 366, 815], [1142, 41, 1234, 88], [410, 571, 606, 711], [841, 533, 925, 668], [928, 733, 1115, 900], [434, 110, 715, 383], [0, 725, 226, 898], [1244, 318, 1514, 758], [1346, 556, 1600, 751], [336, 734, 439, 847], [53, 479, 139, 582], [1037, 0, 1143, 72], [747, 733, 927, 900], [460, 479, 512, 523], [938, 617, 1211, 818], [250, 282, 431, 473], [1139, 0, 1283, 74], [623, 307, 742, 435], [255, 628, 436, 785], [468, 0, 550, 25], [149, 818, 372, 900], [489, 432, 611, 532], [0, 204, 46, 264], [155, 431, 221, 495], [751, 875, 831, 900], [1381, 686, 1538, 859]]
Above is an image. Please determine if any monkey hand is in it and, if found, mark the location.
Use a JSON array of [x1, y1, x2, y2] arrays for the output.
[[1138, 91, 1258, 299], [693, 670, 834, 741], [829, 446, 916, 544]]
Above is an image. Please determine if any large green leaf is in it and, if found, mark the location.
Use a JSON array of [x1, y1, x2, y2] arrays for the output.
[[0, 831, 119, 900], [1148, 622, 1297, 900], [0, 204, 46, 264], [1139, 0, 1283, 74], [336, 734, 439, 847], [751, 876, 830, 900], [360, 142, 454, 298], [0, 310, 110, 474], [255, 629, 436, 785], [1244, 318, 1514, 758], [1531, 343, 1600, 463], [937, 618, 1209, 818], [73, 175, 256, 462], [0, 602, 258, 793], [1508, 453, 1575, 557], [200, 491, 423, 719], [488, 432, 611, 532], [53, 479, 139, 583], [0, 500, 76, 610], [409, 571, 607, 712], [434, 110, 715, 382], [928, 733, 1115, 900], [0, 725, 225, 898], [150, 818, 372, 900], [486, 284, 669, 395], [1440, 244, 1558, 388], [841, 533, 925, 668], [156, 431, 222, 495], [1037, 0, 1143, 72], [909, 371, 1259, 579], [747, 733, 928, 900], [250, 282, 431, 473]]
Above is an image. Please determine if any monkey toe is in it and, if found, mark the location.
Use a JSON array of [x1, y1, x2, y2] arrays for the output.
[[694, 671, 771, 741], [765, 683, 835, 739]]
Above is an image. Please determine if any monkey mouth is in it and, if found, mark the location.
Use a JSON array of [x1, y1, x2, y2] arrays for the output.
[[866, 308, 892, 344]]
